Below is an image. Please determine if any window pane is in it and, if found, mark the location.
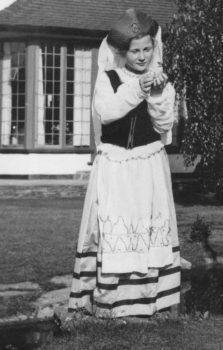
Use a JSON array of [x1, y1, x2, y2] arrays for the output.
[[54, 68, 60, 81], [54, 55, 61, 67], [18, 109, 25, 121], [82, 122, 90, 135], [67, 56, 74, 68], [0, 42, 26, 147], [66, 109, 73, 121], [82, 109, 90, 122], [83, 83, 91, 95], [46, 68, 53, 81], [66, 95, 73, 108], [67, 82, 74, 94], [46, 54, 53, 67], [67, 69, 74, 82], [73, 109, 82, 121]]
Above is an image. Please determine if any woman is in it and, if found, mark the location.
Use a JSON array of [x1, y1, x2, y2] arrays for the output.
[[68, 8, 180, 318]]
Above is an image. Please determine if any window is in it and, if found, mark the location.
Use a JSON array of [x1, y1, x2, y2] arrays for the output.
[[36, 44, 92, 148], [0, 41, 94, 151], [36, 44, 61, 146], [0, 42, 26, 146]]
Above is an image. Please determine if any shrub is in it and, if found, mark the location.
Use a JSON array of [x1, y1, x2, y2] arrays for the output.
[[190, 215, 211, 243], [190, 215, 217, 261], [164, 0, 223, 189]]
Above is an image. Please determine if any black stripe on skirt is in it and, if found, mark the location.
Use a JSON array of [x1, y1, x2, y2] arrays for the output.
[[97, 276, 158, 290], [70, 289, 93, 298], [76, 251, 97, 258], [75, 246, 180, 259], [73, 271, 97, 279], [95, 286, 181, 310]]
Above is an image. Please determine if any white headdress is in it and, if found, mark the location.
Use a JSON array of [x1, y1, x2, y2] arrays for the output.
[[97, 25, 163, 75]]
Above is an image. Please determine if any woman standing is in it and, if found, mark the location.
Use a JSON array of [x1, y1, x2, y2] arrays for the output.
[[68, 8, 180, 318]]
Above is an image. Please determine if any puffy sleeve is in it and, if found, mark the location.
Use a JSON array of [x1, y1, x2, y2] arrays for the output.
[[93, 70, 146, 125], [146, 82, 176, 133]]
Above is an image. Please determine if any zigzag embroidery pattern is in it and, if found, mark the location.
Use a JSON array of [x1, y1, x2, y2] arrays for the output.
[[98, 214, 171, 254]]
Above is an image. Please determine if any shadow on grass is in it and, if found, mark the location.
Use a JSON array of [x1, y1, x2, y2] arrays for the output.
[[173, 189, 221, 206], [184, 264, 223, 315]]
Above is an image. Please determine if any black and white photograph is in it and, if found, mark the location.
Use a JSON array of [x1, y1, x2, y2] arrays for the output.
[[0, 0, 222, 349]]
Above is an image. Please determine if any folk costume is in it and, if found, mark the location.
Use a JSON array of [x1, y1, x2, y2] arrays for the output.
[[69, 9, 181, 318]]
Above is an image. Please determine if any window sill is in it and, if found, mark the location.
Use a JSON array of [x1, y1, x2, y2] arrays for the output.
[[0, 147, 95, 154]]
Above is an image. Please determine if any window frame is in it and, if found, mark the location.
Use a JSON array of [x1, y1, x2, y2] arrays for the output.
[[0, 41, 27, 150], [0, 39, 97, 154]]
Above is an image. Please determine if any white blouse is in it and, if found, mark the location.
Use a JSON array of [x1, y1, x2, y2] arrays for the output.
[[92, 67, 176, 146]]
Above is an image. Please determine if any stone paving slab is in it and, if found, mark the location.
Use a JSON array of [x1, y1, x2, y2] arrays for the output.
[[50, 274, 72, 287], [34, 288, 70, 308], [0, 291, 32, 297], [0, 281, 40, 292]]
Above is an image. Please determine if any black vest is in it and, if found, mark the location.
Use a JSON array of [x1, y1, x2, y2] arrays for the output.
[[101, 70, 160, 149]]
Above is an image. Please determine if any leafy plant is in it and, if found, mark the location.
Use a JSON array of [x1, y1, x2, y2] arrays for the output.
[[164, 0, 223, 188], [190, 215, 217, 261], [190, 215, 211, 243]]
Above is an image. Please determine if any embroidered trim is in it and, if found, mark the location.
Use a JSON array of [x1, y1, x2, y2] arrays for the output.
[[121, 66, 144, 78], [99, 214, 171, 254], [97, 147, 164, 163]]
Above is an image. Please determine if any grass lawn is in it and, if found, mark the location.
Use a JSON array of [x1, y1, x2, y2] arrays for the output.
[[1, 193, 223, 287], [1, 191, 223, 349], [40, 316, 223, 350], [0, 198, 84, 286]]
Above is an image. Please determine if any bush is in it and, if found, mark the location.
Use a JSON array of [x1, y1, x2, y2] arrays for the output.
[[190, 215, 217, 261], [190, 215, 211, 243], [164, 0, 223, 186]]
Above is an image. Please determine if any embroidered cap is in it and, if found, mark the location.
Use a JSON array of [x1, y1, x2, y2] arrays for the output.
[[107, 8, 159, 51]]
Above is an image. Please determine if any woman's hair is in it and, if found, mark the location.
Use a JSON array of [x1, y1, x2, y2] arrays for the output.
[[107, 8, 159, 52]]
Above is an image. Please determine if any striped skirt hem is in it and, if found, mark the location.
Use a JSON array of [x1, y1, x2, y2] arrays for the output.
[[68, 246, 181, 318]]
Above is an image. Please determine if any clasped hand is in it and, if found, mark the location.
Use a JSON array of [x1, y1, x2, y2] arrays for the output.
[[139, 72, 168, 94]]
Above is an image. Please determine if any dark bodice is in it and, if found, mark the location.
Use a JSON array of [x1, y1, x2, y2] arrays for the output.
[[101, 70, 160, 149]]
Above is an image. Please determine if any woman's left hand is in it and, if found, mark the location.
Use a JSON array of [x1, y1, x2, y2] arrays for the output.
[[153, 72, 168, 87]]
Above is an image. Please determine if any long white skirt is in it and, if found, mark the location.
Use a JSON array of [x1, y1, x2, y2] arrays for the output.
[[69, 141, 180, 318]]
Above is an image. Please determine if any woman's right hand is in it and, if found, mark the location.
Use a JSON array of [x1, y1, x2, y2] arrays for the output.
[[139, 72, 154, 94]]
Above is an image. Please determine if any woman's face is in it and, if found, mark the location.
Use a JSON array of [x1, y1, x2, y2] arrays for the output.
[[125, 35, 154, 73]]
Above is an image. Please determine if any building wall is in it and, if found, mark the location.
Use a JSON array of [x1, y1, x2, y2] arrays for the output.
[[0, 153, 92, 175], [0, 153, 198, 177]]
